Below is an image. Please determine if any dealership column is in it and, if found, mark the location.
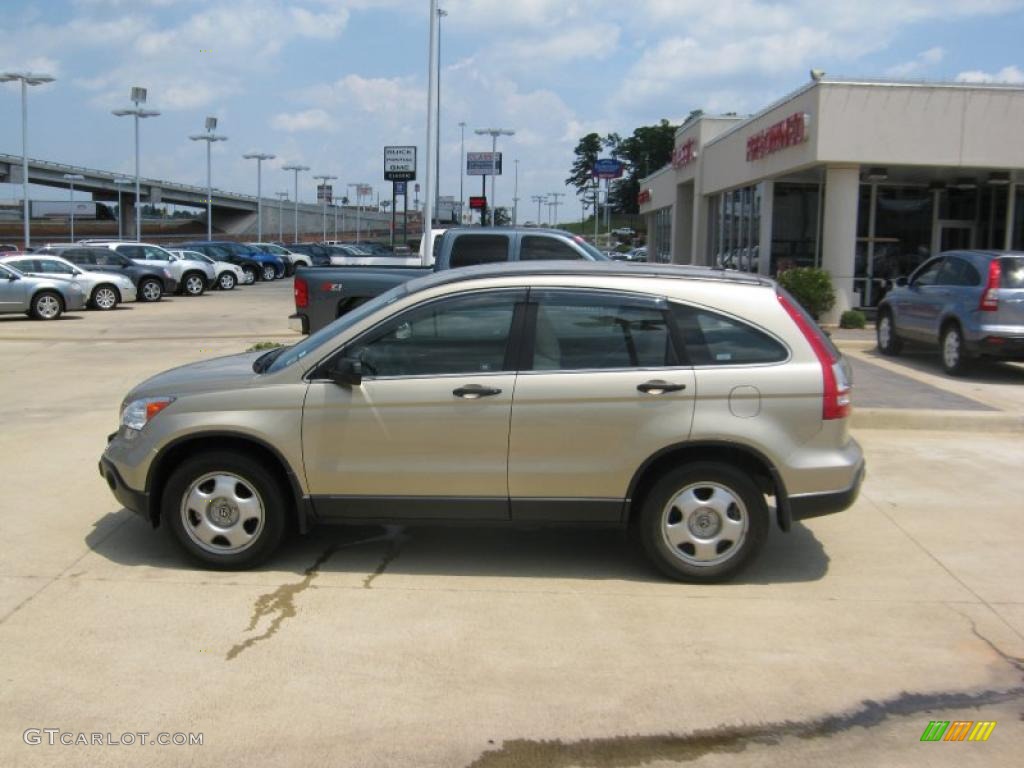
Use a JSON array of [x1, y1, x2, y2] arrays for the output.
[[821, 165, 859, 322]]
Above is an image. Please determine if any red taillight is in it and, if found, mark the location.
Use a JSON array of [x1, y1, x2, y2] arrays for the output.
[[979, 259, 1001, 311], [294, 276, 308, 308], [777, 292, 850, 420]]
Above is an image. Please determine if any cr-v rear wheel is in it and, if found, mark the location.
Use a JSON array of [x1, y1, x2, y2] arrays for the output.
[[163, 452, 286, 569], [941, 323, 971, 376], [639, 462, 767, 583]]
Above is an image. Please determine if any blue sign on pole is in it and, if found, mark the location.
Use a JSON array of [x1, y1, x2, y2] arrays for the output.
[[593, 158, 624, 179], [395, 181, 407, 195]]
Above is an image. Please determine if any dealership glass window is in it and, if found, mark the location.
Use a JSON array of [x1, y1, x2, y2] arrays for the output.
[[771, 183, 820, 273], [707, 185, 760, 272], [977, 185, 1008, 250], [1012, 186, 1024, 251], [653, 207, 671, 263], [855, 185, 933, 307]]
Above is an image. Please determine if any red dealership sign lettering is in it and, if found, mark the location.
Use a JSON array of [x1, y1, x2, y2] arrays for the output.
[[746, 113, 810, 161], [637, 188, 652, 205], [671, 138, 698, 169]]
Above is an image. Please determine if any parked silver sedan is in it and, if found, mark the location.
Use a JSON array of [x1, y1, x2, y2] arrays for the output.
[[0, 261, 87, 319], [169, 250, 244, 291], [1, 254, 136, 310]]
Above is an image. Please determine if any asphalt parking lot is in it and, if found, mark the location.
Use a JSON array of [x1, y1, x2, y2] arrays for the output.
[[1, 281, 1022, 767]]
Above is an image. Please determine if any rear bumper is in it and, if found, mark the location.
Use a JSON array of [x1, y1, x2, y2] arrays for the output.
[[289, 313, 309, 334], [789, 461, 865, 521], [971, 334, 1024, 360]]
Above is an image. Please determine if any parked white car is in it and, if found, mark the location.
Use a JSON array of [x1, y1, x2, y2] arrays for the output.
[[169, 250, 244, 291], [247, 243, 310, 275], [0, 253, 136, 309], [85, 241, 215, 296]]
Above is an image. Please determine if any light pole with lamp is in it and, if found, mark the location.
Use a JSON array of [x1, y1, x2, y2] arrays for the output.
[[275, 191, 288, 242], [512, 159, 519, 226], [63, 173, 84, 242], [112, 87, 160, 241], [532, 194, 546, 225], [347, 183, 369, 241], [0, 71, 55, 250], [282, 164, 309, 241], [458, 121, 466, 223], [434, 7, 447, 215], [242, 152, 275, 242], [313, 174, 337, 242], [113, 178, 131, 240], [189, 117, 228, 241], [474, 127, 514, 226]]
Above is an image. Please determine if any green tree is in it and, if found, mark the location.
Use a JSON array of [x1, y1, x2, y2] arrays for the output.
[[606, 119, 679, 214], [493, 206, 512, 227], [565, 132, 603, 196]]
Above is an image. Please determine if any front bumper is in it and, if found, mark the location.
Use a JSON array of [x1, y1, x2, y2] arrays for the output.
[[99, 452, 152, 524], [289, 312, 309, 334], [789, 461, 865, 521]]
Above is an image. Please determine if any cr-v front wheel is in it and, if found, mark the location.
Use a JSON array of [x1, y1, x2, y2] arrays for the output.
[[163, 452, 287, 569], [638, 462, 768, 583]]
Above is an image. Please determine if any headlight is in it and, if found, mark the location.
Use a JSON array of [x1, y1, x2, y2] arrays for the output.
[[120, 396, 175, 431]]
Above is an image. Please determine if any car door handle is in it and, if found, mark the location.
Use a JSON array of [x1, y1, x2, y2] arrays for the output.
[[637, 379, 687, 395], [453, 384, 503, 399]]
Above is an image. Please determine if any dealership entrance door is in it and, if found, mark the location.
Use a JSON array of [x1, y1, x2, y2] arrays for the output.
[[933, 220, 976, 254]]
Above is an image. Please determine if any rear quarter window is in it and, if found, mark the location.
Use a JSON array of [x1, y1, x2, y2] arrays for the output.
[[448, 235, 510, 268], [1000, 257, 1024, 288], [671, 304, 788, 365]]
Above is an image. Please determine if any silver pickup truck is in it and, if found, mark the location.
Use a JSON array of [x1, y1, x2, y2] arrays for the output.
[[290, 227, 609, 334]]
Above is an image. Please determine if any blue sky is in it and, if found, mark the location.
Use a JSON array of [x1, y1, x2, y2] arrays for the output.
[[2, 0, 1023, 219]]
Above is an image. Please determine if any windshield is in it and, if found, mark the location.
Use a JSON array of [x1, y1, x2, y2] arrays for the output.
[[266, 282, 410, 374], [573, 237, 610, 261]]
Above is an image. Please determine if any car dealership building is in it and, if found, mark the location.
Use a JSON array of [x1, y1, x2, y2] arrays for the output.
[[638, 77, 1024, 320]]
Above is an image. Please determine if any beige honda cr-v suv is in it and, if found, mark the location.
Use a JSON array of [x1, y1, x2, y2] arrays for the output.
[[100, 262, 864, 582]]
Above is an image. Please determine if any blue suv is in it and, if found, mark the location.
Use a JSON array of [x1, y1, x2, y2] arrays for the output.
[[181, 241, 285, 281], [877, 250, 1024, 375]]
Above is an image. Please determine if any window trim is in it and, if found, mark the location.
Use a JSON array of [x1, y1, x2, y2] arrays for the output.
[[306, 287, 529, 382]]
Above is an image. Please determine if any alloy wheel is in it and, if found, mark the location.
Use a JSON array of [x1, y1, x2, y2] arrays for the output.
[[661, 481, 749, 567], [179, 472, 266, 555]]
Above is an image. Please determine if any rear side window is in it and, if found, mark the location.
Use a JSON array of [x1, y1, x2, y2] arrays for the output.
[[671, 304, 787, 365], [938, 256, 981, 287], [520, 236, 584, 261], [531, 290, 676, 371], [449, 235, 510, 268], [7, 258, 35, 272], [115, 245, 144, 260], [1000, 257, 1024, 288]]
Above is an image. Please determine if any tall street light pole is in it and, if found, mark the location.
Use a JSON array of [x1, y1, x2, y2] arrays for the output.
[[275, 191, 288, 242], [113, 177, 131, 240], [512, 159, 519, 226], [63, 173, 84, 242], [474, 127, 514, 226], [458, 121, 466, 223], [112, 87, 160, 241], [243, 152, 275, 243], [282, 164, 309, 241], [532, 195, 545, 225], [313, 174, 337, 242], [549, 192, 564, 227], [1, 71, 55, 250], [189, 117, 228, 241], [435, 7, 447, 217], [422, 0, 439, 264]]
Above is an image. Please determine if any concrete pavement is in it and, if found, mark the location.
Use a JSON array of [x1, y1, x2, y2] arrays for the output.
[[0, 280, 1021, 767]]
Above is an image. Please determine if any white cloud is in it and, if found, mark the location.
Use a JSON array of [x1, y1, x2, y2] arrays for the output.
[[493, 24, 621, 64], [956, 65, 1024, 83], [886, 46, 946, 77], [271, 109, 336, 133]]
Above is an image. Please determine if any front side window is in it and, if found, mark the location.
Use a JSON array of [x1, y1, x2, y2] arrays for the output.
[[38, 259, 76, 275], [530, 290, 675, 371], [912, 257, 945, 287], [671, 304, 788, 365], [520, 236, 584, 261], [448, 235, 510, 268], [142, 246, 171, 261], [345, 290, 522, 378]]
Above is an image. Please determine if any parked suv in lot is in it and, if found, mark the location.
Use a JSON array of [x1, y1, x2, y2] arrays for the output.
[[877, 250, 1024, 375], [99, 262, 864, 582], [86, 241, 211, 297]]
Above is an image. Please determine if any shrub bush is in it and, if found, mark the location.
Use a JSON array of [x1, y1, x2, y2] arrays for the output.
[[776, 267, 836, 320], [839, 309, 866, 329]]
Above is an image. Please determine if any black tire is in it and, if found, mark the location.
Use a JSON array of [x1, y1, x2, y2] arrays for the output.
[[940, 322, 972, 376], [261, 264, 277, 282], [638, 462, 768, 583], [241, 266, 257, 285], [876, 309, 903, 356], [181, 272, 206, 297], [218, 271, 237, 290], [139, 277, 163, 302], [162, 451, 287, 570], [29, 290, 64, 320], [90, 284, 120, 311]]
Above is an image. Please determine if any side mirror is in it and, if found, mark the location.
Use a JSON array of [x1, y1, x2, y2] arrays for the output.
[[328, 356, 363, 387], [4, 273, 17, 281]]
